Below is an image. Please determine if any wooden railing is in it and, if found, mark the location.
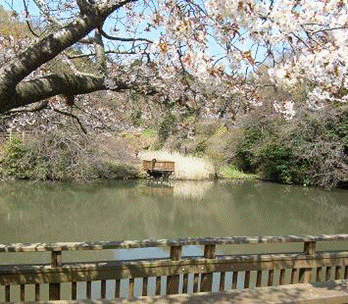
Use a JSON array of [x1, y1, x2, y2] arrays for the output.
[[1, 234, 348, 302]]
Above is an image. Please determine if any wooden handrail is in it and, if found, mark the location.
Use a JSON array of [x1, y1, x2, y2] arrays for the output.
[[1, 234, 348, 252], [2, 234, 348, 301]]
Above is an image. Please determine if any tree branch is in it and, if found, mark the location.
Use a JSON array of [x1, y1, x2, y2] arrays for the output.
[[100, 29, 153, 43], [23, 0, 40, 37], [66, 50, 136, 59], [0, 0, 137, 111], [52, 108, 87, 134]]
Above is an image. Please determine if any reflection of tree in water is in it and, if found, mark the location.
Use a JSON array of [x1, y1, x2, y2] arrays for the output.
[[0, 180, 347, 249], [222, 181, 348, 236]]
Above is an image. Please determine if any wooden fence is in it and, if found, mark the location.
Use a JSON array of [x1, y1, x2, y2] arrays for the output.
[[1, 234, 348, 302]]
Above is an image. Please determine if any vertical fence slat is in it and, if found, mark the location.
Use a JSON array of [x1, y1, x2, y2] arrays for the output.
[[193, 274, 199, 293], [335, 266, 341, 280], [155, 277, 161, 295], [326, 267, 332, 281], [101, 279, 106, 299], [49, 250, 62, 300], [299, 268, 312, 283], [115, 279, 120, 298], [35, 284, 40, 301], [256, 270, 262, 287], [232, 271, 238, 289], [267, 269, 274, 286], [86, 281, 92, 299], [142, 277, 148, 296], [279, 269, 285, 285], [71, 282, 77, 300], [128, 278, 134, 299], [20, 284, 25, 301], [5, 285, 10, 302], [182, 274, 189, 294], [167, 246, 182, 295], [201, 245, 216, 292], [290, 269, 298, 284], [219, 272, 225, 291], [316, 267, 322, 282], [244, 271, 250, 289]]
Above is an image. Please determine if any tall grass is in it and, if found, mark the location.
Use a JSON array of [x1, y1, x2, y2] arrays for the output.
[[140, 150, 215, 180]]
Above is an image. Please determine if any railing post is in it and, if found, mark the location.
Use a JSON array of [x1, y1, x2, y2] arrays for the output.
[[299, 241, 316, 283], [49, 251, 62, 300], [167, 246, 182, 295], [200, 244, 216, 292]]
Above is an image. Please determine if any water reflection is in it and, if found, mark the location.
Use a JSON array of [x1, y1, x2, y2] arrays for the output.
[[2, 180, 348, 301], [0, 180, 348, 245]]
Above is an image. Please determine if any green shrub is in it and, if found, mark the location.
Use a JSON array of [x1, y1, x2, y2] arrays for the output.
[[0, 131, 140, 182], [194, 140, 207, 157], [233, 107, 348, 188], [158, 114, 177, 143]]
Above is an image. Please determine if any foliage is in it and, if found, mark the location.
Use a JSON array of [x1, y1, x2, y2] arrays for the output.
[[221, 165, 256, 180], [0, 131, 140, 182], [234, 107, 348, 188], [157, 113, 177, 145]]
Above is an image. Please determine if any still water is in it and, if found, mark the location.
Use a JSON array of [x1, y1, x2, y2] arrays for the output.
[[1, 179, 347, 243], [0, 180, 348, 299]]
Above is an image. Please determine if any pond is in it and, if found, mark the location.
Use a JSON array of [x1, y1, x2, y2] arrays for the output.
[[1, 180, 347, 243], [0, 180, 347, 299]]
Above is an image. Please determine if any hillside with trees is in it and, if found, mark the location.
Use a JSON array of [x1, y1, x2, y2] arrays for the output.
[[0, 0, 347, 188]]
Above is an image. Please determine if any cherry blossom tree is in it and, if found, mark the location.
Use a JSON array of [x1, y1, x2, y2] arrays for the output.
[[0, 0, 347, 118]]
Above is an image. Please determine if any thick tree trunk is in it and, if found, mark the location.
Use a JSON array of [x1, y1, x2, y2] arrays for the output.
[[0, 0, 136, 114]]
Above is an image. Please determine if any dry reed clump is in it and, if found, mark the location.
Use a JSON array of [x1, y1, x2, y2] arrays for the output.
[[140, 150, 215, 180]]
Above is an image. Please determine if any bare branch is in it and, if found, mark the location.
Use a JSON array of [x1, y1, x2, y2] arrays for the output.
[[32, 0, 63, 27], [23, 0, 40, 37], [52, 108, 87, 134], [66, 50, 136, 59], [100, 29, 153, 43]]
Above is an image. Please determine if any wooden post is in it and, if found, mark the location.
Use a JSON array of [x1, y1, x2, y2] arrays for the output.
[[299, 241, 316, 283], [167, 246, 182, 295], [200, 245, 216, 292], [49, 251, 62, 300], [304, 241, 316, 255], [129, 278, 134, 298]]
